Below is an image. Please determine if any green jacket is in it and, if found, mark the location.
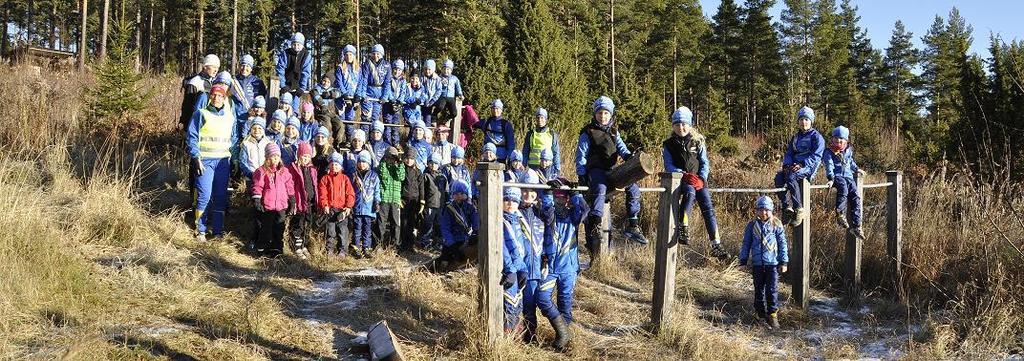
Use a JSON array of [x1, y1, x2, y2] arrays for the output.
[[378, 161, 406, 204]]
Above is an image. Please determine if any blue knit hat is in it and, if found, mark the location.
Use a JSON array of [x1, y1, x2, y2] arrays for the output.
[[536, 107, 548, 119], [522, 170, 540, 185], [253, 96, 266, 109], [504, 187, 522, 203], [429, 153, 442, 164], [832, 126, 850, 140], [281, 92, 293, 106], [250, 117, 266, 130], [393, 59, 405, 70], [451, 180, 470, 195], [214, 71, 233, 85], [540, 148, 553, 161], [357, 150, 372, 164], [483, 142, 497, 154], [241, 54, 255, 67], [286, 116, 301, 129], [672, 106, 693, 126], [509, 150, 523, 163], [343, 44, 356, 54], [372, 44, 384, 54], [593, 96, 615, 115], [491, 99, 504, 110], [755, 196, 775, 211], [452, 146, 465, 159], [317, 126, 330, 138], [330, 152, 345, 167], [291, 32, 305, 45], [444, 59, 454, 69], [798, 106, 815, 122], [352, 129, 366, 142], [425, 59, 436, 71], [272, 109, 287, 122], [372, 121, 384, 133]]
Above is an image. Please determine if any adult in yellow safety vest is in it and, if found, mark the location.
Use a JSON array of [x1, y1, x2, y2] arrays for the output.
[[522, 107, 561, 175], [186, 83, 238, 242]]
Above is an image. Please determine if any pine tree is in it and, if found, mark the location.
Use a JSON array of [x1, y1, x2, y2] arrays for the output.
[[86, 14, 152, 133], [780, 0, 814, 107], [913, 9, 974, 162], [737, 0, 787, 134], [879, 20, 921, 153], [707, 0, 744, 133]]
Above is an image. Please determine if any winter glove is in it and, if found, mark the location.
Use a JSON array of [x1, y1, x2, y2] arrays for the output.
[[287, 196, 297, 215], [193, 158, 204, 176], [516, 271, 527, 288], [254, 198, 265, 213], [500, 272, 516, 288], [546, 178, 564, 189]]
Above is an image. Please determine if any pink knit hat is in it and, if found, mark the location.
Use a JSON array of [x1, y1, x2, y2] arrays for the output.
[[265, 142, 281, 157], [301, 101, 315, 114], [298, 141, 313, 157]]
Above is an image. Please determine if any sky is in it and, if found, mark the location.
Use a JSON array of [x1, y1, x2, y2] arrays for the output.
[[697, 0, 1024, 58]]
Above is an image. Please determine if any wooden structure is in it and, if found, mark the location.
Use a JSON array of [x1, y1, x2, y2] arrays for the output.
[[11, 45, 76, 68], [367, 320, 405, 361], [475, 162, 505, 344]]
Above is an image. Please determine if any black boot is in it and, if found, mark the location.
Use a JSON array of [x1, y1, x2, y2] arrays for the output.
[[523, 321, 537, 344], [623, 218, 648, 245], [550, 315, 572, 351], [675, 224, 690, 245]]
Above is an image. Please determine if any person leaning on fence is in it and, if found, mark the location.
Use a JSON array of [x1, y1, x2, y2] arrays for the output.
[[738, 196, 789, 330], [575, 95, 648, 247], [662, 106, 728, 259], [186, 82, 238, 242], [774, 106, 825, 226], [351, 150, 380, 259], [251, 142, 295, 257], [399, 147, 425, 254], [319, 152, 355, 259], [500, 187, 527, 334], [286, 142, 318, 260], [358, 44, 390, 126], [823, 125, 866, 240], [377, 146, 406, 251], [419, 153, 444, 249], [523, 107, 561, 175], [180, 54, 219, 132], [382, 59, 408, 146], [476, 99, 516, 162], [334, 45, 360, 140], [403, 70, 427, 127], [311, 126, 335, 175], [276, 32, 312, 112]]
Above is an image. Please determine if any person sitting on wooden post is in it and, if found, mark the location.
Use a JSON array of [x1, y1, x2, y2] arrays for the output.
[[500, 187, 527, 334], [575, 95, 648, 246], [739, 196, 789, 330], [276, 32, 312, 112], [823, 125, 866, 240], [333, 44, 360, 140], [774, 106, 825, 226], [662, 106, 728, 259], [430, 179, 478, 272]]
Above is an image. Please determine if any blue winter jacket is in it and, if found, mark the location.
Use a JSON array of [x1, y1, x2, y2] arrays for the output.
[[370, 139, 389, 163], [439, 74, 463, 98], [782, 129, 825, 179], [519, 204, 555, 281], [357, 59, 390, 100], [407, 139, 433, 171], [421, 74, 443, 106], [275, 48, 313, 91], [333, 63, 360, 101], [550, 194, 588, 275], [279, 138, 299, 165], [440, 200, 479, 247], [299, 121, 318, 143], [352, 169, 381, 217], [662, 134, 710, 181], [823, 146, 860, 181], [575, 122, 632, 176], [477, 117, 516, 161], [186, 103, 240, 159], [236, 74, 267, 108], [383, 76, 408, 104], [441, 163, 472, 196], [502, 210, 528, 275], [403, 83, 426, 119], [739, 218, 789, 267]]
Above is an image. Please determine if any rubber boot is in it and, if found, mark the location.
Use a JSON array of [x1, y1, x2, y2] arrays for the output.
[[623, 218, 648, 245], [550, 315, 572, 351], [585, 215, 602, 254], [769, 312, 780, 329], [836, 211, 850, 229], [676, 224, 689, 246]]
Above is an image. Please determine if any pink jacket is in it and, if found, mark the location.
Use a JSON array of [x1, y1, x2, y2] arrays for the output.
[[287, 163, 319, 213], [252, 165, 295, 211]]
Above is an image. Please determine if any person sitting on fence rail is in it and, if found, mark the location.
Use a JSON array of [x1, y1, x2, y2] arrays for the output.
[[358, 44, 390, 128], [739, 196, 789, 330], [333, 45, 360, 140], [774, 106, 825, 226], [823, 125, 866, 240], [576, 95, 648, 246], [404, 73, 428, 129], [433, 59, 463, 127], [276, 32, 312, 112], [663, 106, 728, 259], [500, 187, 527, 334]]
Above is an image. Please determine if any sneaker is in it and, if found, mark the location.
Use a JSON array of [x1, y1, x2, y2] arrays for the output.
[[710, 243, 730, 259], [836, 211, 850, 229], [675, 225, 690, 246], [624, 218, 649, 245], [849, 227, 865, 240]]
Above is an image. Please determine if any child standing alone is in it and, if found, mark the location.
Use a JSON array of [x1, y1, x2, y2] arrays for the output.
[[739, 196, 789, 330]]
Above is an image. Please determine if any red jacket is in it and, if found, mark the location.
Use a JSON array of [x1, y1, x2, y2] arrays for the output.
[[287, 163, 319, 213], [253, 165, 294, 211], [318, 170, 355, 210]]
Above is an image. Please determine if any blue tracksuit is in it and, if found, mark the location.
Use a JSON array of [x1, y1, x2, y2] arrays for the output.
[[357, 59, 390, 123], [518, 203, 560, 331], [352, 169, 381, 249], [186, 104, 239, 235], [406, 139, 433, 172], [502, 210, 528, 331], [275, 47, 312, 110], [477, 116, 516, 162], [739, 218, 789, 315], [442, 163, 472, 197], [279, 138, 299, 166], [299, 120, 318, 143], [775, 128, 825, 210], [403, 83, 427, 123], [370, 139, 389, 163], [440, 200, 479, 247], [663, 133, 720, 243], [236, 73, 267, 109], [575, 121, 639, 219], [824, 145, 862, 227], [439, 74, 463, 98], [382, 76, 408, 145], [421, 74, 443, 125], [548, 194, 588, 323], [334, 63, 360, 136]]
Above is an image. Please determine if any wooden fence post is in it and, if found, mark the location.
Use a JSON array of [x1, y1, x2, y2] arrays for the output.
[[843, 176, 864, 304], [475, 162, 504, 344], [268, 76, 280, 115], [651, 172, 681, 333], [595, 202, 612, 260], [886, 171, 903, 295], [451, 98, 463, 145], [792, 178, 811, 309]]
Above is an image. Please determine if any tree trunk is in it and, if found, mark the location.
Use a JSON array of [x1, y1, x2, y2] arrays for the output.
[[354, 0, 360, 56], [609, 0, 616, 94], [26, 0, 33, 45], [1, 0, 9, 55], [135, 4, 141, 71], [48, 1, 56, 48], [78, 0, 88, 70], [99, 0, 109, 60], [231, 0, 237, 70], [145, 4, 153, 70], [159, 14, 165, 71], [197, 1, 204, 70]]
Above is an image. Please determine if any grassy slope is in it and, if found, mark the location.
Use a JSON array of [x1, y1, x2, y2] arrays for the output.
[[1, 66, 1020, 360]]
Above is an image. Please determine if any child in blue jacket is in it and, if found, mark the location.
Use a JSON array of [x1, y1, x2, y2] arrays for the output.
[[823, 126, 866, 239], [382, 59, 407, 145], [501, 187, 527, 334], [739, 196, 789, 330], [476, 99, 516, 162], [351, 150, 381, 258], [774, 106, 825, 226]]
